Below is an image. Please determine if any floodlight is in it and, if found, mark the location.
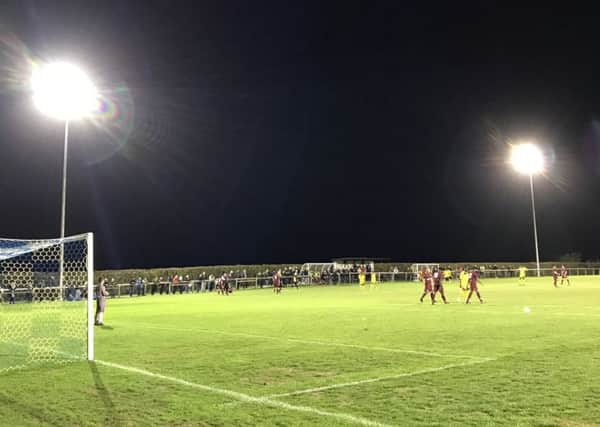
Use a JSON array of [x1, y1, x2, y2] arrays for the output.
[[510, 143, 544, 175], [509, 141, 545, 277], [31, 62, 98, 121]]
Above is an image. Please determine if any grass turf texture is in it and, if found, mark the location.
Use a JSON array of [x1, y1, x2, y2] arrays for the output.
[[1, 277, 600, 426]]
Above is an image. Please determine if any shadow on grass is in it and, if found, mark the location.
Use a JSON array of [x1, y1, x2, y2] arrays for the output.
[[89, 361, 121, 426], [100, 325, 114, 330]]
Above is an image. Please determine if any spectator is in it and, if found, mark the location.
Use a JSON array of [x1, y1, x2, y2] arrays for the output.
[[150, 277, 158, 295], [172, 274, 180, 294], [9, 283, 16, 304], [136, 277, 143, 296], [128, 279, 135, 297]]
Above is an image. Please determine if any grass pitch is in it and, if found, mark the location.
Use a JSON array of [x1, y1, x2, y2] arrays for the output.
[[1, 277, 600, 426]]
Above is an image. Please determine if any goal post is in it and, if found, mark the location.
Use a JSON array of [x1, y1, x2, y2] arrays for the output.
[[86, 232, 94, 361], [0, 233, 94, 373], [410, 263, 440, 280]]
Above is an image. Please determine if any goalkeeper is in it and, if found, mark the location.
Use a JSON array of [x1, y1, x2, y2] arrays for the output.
[[95, 277, 110, 326]]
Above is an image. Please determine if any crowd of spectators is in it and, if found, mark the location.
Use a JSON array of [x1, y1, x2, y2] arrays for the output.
[[120, 269, 256, 297]]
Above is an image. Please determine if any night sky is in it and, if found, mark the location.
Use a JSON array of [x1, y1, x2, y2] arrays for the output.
[[2, 2, 600, 269]]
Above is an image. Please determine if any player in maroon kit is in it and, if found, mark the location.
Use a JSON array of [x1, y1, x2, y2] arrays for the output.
[[432, 268, 448, 304], [272, 270, 282, 294], [216, 274, 224, 295], [552, 265, 559, 288], [465, 269, 484, 304], [560, 265, 570, 286], [419, 268, 435, 304]]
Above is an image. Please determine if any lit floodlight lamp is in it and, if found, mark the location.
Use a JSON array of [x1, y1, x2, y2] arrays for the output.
[[510, 143, 544, 175], [31, 62, 98, 121]]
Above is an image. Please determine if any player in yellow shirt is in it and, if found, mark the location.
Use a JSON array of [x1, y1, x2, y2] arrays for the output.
[[370, 271, 377, 290], [358, 267, 366, 287], [443, 269, 452, 282], [518, 266, 527, 286], [458, 268, 469, 301]]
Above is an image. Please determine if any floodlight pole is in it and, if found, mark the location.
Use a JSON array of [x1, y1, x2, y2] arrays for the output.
[[61, 120, 69, 239], [529, 173, 541, 277], [59, 120, 69, 299]]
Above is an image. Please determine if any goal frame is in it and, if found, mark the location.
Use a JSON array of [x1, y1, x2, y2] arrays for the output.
[[0, 232, 94, 362]]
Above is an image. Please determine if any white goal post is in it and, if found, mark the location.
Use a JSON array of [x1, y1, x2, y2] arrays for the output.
[[0, 233, 94, 373], [410, 263, 440, 280]]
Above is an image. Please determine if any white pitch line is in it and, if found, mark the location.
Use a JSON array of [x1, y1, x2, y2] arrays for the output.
[[268, 357, 496, 398], [94, 359, 392, 427], [134, 324, 479, 359]]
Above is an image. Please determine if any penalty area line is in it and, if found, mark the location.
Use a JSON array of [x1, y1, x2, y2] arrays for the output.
[[94, 359, 393, 427], [268, 357, 496, 398]]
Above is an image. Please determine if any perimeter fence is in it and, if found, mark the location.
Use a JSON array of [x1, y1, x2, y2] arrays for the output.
[[3, 265, 599, 303]]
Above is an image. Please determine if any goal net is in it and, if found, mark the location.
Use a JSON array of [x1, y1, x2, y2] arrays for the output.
[[0, 233, 94, 373], [300, 263, 335, 284]]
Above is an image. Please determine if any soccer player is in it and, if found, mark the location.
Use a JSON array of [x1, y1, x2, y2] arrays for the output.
[[370, 271, 377, 290], [358, 266, 366, 287], [95, 277, 109, 326], [272, 270, 282, 294], [458, 267, 469, 301], [223, 273, 232, 295], [518, 266, 527, 285], [560, 265, 570, 286], [443, 268, 452, 282], [465, 269, 484, 304], [552, 265, 559, 288], [419, 268, 435, 304], [432, 268, 448, 304], [217, 273, 226, 295]]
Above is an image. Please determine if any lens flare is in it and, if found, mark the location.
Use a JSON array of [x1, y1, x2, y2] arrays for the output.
[[85, 85, 135, 165]]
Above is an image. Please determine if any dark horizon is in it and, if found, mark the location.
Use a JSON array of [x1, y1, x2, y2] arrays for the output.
[[2, 2, 600, 269]]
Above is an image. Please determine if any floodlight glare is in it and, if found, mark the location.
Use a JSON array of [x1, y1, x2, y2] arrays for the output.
[[510, 143, 544, 175], [31, 62, 98, 121]]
